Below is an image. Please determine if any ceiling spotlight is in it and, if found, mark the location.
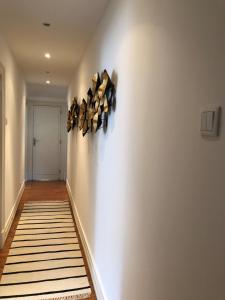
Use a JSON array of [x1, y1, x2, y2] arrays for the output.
[[46, 80, 51, 85], [45, 53, 51, 59], [43, 22, 51, 27]]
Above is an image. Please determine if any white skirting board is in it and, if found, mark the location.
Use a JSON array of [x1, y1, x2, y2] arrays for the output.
[[0, 181, 25, 248], [66, 180, 108, 300]]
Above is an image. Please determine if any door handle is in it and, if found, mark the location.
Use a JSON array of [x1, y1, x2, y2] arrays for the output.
[[33, 138, 38, 146]]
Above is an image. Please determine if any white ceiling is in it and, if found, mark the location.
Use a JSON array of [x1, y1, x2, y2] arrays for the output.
[[26, 82, 68, 101], [0, 0, 109, 88]]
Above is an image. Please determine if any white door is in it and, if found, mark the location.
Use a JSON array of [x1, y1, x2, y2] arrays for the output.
[[33, 105, 61, 180]]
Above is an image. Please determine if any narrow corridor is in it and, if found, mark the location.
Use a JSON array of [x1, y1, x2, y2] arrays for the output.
[[0, 1, 224, 299]]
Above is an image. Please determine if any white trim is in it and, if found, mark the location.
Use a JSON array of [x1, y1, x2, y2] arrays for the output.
[[66, 180, 108, 300], [0, 63, 5, 249], [0, 181, 25, 248]]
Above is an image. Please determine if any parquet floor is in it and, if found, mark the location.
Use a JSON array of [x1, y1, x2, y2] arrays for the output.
[[0, 181, 96, 300]]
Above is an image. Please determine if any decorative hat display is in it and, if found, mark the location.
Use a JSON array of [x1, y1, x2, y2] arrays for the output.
[[67, 69, 115, 136]]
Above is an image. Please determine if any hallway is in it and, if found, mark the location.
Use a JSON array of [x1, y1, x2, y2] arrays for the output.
[[0, 0, 225, 299], [0, 182, 96, 300]]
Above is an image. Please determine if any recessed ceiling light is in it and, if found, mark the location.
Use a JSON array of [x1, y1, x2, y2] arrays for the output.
[[45, 53, 51, 59], [43, 22, 51, 27], [46, 80, 51, 85]]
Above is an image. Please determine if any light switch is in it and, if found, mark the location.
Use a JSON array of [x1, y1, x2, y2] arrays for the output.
[[201, 107, 221, 137]]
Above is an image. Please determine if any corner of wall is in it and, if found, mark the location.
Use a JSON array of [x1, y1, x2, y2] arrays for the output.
[[66, 179, 108, 300]]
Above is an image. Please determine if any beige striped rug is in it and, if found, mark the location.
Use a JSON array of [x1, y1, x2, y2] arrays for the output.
[[0, 201, 91, 300]]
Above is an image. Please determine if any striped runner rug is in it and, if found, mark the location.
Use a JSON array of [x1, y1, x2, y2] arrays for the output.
[[0, 201, 91, 300]]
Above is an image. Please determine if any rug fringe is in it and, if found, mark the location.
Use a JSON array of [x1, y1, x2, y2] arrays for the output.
[[41, 292, 91, 300]]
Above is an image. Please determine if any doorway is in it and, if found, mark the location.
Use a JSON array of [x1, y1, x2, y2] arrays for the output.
[[33, 105, 61, 180], [27, 103, 67, 181]]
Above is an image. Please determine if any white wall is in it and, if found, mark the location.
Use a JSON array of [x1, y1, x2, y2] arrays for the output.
[[0, 35, 26, 246], [0, 72, 3, 240], [67, 0, 225, 299]]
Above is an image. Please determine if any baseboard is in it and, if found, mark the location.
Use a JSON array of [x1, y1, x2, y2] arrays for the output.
[[0, 181, 25, 248], [66, 180, 107, 300]]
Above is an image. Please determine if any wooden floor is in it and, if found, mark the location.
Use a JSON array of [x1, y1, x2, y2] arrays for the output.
[[0, 181, 96, 300]]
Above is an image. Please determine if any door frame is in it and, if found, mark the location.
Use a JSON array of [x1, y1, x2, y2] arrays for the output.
[[26, 101, 67, 181], [32, 104, 61, 181], [0, 63, 5, 248]]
